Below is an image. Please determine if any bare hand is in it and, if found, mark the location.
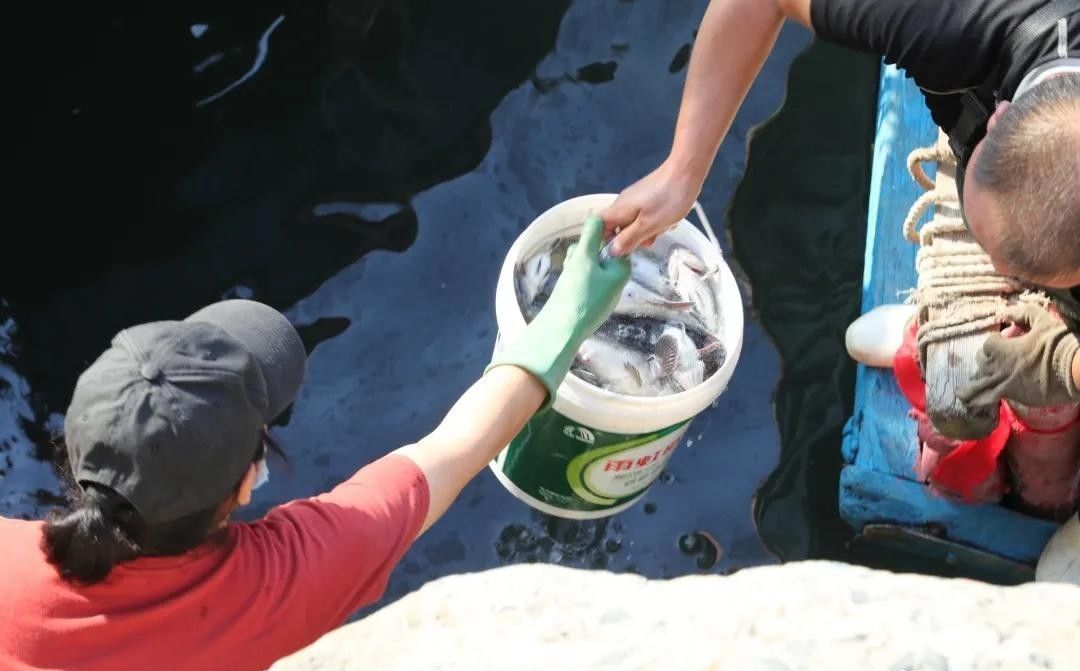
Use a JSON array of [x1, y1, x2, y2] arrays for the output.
[[601, 163, 702, 256]]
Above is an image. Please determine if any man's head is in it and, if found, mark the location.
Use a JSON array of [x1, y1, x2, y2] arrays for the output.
[[962, 73, 1080, 288]]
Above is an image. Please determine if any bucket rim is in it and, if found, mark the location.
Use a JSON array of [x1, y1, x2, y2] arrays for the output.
[[494, 193, 744, 434]]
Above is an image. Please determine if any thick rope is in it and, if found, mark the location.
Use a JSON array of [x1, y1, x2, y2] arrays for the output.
[[903, 140, 1027, 350], [906, 143, 952, 191]]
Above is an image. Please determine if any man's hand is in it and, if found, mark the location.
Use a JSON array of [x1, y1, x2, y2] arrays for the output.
[[602, 162, 702, 256], [601, 0, 795, 256], [957, 304, 1080, 407]]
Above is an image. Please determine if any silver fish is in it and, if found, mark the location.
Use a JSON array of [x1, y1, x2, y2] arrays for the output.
[[573, 337, 655, 396], [516, 251, 551, 307], [597, 240, 616, 266], [598, 316, 721, 388], [615, 279, 696, 323], [596, 315, 666, 354], [573, 323, 703, 397], [517, 233, 725, 397], [668, 246, 722, 334], [629, 249, 685, 303], [517, 237, 574, 321]]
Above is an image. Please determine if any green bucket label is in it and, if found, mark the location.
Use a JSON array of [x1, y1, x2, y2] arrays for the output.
[[494, 406, 691, 515]]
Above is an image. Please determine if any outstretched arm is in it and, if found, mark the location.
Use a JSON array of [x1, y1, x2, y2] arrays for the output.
[[394, 366, 544, 534], [395, 216, 631, 534], [603, 0, 810, 255]]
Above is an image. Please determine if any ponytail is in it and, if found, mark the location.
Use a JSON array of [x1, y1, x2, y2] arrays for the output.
[[42, 437, 251, 584], [42, 484, 140, 584]]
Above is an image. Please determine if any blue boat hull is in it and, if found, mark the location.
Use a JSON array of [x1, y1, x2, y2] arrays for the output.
[[839, 64, 1059, 579]]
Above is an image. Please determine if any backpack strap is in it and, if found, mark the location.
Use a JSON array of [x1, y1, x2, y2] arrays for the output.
[[947, 0, 1080, 160], [999, 0, 1080, 91]]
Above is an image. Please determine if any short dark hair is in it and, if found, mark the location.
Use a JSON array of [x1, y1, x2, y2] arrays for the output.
[[974, 73, 1080, 281]]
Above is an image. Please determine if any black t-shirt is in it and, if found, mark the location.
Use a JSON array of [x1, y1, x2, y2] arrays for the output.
[[810, 0, 1080, 143], [811, 0, 1080, 311]]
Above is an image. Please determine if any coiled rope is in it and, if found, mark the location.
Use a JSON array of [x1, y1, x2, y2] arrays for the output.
[[901, 137, 1030, 352]]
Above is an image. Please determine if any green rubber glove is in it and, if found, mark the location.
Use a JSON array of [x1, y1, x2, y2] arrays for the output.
[[488, 215, 631, 408]]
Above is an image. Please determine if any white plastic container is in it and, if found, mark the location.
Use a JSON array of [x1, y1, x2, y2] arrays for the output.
[[490, 193, 744, 519]]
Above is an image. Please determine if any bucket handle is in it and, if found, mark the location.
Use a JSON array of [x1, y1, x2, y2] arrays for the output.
[[690, 201, 722, 254]]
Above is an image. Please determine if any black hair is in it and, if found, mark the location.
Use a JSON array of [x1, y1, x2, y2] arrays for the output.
[[40, 431, 286, 585], [974, 73, 1080, 281]]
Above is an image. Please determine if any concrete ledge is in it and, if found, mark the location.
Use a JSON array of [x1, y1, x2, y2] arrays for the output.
[[273, 561, 1080, 670]]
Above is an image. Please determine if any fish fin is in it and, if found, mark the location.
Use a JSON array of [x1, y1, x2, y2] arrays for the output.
[[655, 334, 680, 377], [698, 341, 723, 356], [699, 265, 721, 281], [650, 299, 695, 311], [623, 361, 644, 387], [573, 366, 601, 387]]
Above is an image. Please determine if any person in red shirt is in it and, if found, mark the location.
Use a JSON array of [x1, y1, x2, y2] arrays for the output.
[[0, 216, 630, 671]]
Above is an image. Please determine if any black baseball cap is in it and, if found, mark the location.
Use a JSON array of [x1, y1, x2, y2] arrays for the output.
[[64, 300, 306, 524]]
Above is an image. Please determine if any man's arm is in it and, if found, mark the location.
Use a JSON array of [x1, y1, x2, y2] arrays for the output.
[[603, 0, 810, 255], [605, 0, 997, 255], [668, 0, 810, 183], [394, 366, 544, 534]]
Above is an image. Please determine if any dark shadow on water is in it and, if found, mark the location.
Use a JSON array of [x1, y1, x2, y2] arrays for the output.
[[3, 0, 570, 412], [729, 40, 878, 562]]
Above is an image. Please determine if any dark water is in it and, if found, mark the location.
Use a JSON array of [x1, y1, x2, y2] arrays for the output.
[[0, 0, 981, 610], [731, 41, 878, 563]]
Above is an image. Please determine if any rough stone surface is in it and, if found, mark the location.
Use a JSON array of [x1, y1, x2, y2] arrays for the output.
[[273, 561, 1080, 671]]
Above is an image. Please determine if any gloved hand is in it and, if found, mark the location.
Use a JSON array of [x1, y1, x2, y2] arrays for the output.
[[957, 304, 1080, 407], [488, 215, 631, 407]]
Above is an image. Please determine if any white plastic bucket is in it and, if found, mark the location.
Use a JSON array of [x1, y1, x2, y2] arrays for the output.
[[489, 193, 744, 519]]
